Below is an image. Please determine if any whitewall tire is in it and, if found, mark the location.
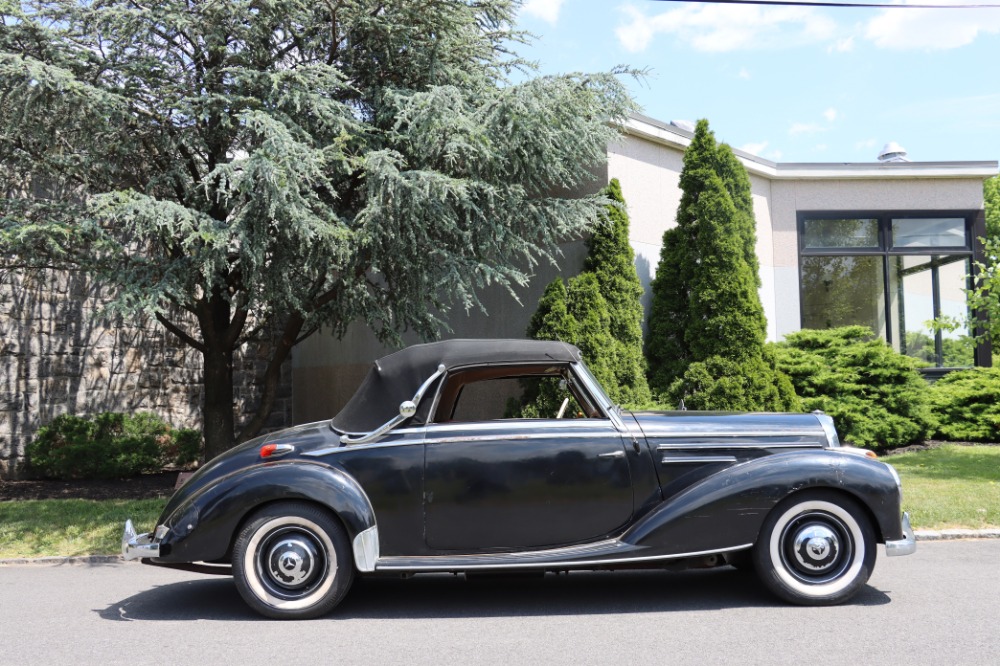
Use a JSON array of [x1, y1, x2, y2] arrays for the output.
[[233, 502, 354, 619], [752, 491, 876, 605]]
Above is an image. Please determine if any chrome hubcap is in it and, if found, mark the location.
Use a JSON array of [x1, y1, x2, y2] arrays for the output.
[[261, 531, 323, 592], [779, 511, 853, 584], [792, 524, 840, 572]]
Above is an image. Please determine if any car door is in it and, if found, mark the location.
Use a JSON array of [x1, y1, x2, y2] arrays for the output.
[[422, 370, 633, 552]]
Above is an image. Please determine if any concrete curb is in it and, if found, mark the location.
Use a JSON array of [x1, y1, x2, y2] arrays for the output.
[[914, 528, 1000, 541], [1, 530, 997, 566]]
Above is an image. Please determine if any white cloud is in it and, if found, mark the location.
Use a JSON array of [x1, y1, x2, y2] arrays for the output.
[[522, 0, 566, 25], [855, 138, 878, 152], [740, 141, 769, 156], [815, 144, 829, 152], [865, 2, 1000, 50], [823, 108, 838, 122], [828, 36, 854, 53], [789, 122, 825, 136], [768, 149, 784, 161], [738, 67, 751, 80], [616, 2, 837, 53]]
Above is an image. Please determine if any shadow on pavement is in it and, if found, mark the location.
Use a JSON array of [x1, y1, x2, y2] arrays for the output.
[[96, 567, 891, 622]]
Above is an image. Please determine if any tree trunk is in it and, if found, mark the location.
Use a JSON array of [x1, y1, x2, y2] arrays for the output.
[[201, 343, 236, 462]]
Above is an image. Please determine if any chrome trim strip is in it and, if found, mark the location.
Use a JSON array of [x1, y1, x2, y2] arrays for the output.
[[304, 440, 419, 457], [374, 542, 754, 572], [598, 450, 626, 459], [305, 429, 622, 458], [645, 430, 823, 439], [656, 442, 823, 450], [885, 512, 916, 557], [661, 455, 737, 464], [352, 525, 380, 572], [425, 432, 617, 445], [422, 419, 615, 434]]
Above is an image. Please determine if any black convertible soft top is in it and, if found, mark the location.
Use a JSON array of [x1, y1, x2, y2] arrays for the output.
[[331, 339, 581, 434]]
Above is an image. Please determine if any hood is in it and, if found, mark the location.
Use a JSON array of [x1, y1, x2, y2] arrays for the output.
[[628, 410, 831, 447]]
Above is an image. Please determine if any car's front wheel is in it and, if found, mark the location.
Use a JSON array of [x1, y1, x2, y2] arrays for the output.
[[233, 502, 354, 619], [753, 491, 876, 605]]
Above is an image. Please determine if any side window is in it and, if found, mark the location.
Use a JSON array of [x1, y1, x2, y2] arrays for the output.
[[434, 366, 599, 423]]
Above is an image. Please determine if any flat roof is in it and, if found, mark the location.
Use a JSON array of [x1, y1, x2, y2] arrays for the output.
[[624, 114, 998, 181]]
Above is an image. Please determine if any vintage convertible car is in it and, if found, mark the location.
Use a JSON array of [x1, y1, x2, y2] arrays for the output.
[[123, 339, 915, 619]]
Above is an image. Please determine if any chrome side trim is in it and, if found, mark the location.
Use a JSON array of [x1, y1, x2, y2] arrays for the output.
[[425, 432, 616, 444], [122, 519, 160, 560], [374, 542, 754, 572], [656, 442, 823, 450], [646, 430, 823, 440], [305, 429, 621, 458], [661, 455, 737, 464], [352, 525, 380, 572], [305, 440, 420, 457], [423, 419, 615, 434], [885, 512, 916, 557]]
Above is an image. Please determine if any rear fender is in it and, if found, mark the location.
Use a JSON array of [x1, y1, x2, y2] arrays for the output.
[[622, 451, 903, 553], [156, 462, 376, 565]]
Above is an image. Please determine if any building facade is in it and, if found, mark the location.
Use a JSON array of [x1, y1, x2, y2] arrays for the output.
[[292, 114, 997, 424]]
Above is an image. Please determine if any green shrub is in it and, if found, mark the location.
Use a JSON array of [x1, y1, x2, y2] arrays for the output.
[[772, 327, 935, 450], [929, 368, 1000, 442], [164, 428, 203, 467], [669, 351, 801, 412], [26, 412, 201, 479]]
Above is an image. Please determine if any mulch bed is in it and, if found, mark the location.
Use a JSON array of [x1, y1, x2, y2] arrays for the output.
[[0, 472, 181, 502]]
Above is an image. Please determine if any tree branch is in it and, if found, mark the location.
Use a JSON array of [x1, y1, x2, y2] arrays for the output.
[[155, 312, 206, 352]]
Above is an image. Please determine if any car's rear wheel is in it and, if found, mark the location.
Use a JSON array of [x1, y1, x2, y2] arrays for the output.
[[752, 491, 876, 605], [233, 502, 354, 619]]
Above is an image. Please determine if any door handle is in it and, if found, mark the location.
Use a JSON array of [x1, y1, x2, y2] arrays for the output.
[[598, 450, 625, 459]]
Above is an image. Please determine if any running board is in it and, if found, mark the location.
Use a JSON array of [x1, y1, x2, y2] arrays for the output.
[[374, 541, 752, 572]]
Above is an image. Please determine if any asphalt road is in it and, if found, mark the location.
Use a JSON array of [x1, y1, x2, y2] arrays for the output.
[[0, 540, 997, 666]]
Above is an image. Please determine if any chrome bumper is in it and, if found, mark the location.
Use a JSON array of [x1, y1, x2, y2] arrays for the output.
[[122, 519, 160, 560], [885, 512, 916, 557]]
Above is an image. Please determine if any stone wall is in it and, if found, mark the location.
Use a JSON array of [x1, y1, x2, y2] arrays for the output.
[[0, 269, 292, 479]]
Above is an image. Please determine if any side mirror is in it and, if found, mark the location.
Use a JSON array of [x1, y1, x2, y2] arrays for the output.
[[399, 401, 417, 418]]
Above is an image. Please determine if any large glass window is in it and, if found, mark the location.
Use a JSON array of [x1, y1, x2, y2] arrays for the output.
[[801, 256, 886, 334], [799, 212, 983, 368]]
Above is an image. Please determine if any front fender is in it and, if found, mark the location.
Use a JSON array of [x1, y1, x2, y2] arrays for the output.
[[155, 461, 376, 565], [623, 451, 903, 553]]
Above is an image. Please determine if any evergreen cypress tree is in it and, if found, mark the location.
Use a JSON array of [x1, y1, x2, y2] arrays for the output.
[[646, 120, 796, 411], [584, 179, 651, 405], [646, 121, 719, 390], [565, 272, 616, 392]]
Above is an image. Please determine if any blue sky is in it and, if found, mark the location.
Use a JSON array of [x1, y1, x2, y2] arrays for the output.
[[514, 0, 1000, 164]]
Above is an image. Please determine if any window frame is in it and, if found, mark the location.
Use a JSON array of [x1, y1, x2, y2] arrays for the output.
[[796, 209, 991, 369]]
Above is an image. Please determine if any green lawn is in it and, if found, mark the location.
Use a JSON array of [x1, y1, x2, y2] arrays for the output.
[[0, 498, 166, 559], [0, 445, 996, 559], [887, 445, 1000, 530]]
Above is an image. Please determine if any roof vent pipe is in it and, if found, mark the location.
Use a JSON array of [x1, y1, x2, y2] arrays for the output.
[[878, 142, 910, 162]]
